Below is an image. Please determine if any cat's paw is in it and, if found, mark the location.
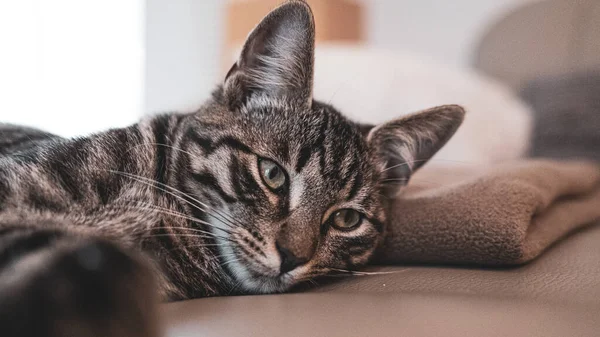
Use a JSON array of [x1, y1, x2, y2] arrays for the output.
[[0, 239, 161, 337]]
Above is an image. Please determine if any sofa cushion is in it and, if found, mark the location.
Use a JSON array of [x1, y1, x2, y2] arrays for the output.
[[163, 224, 600, 336]]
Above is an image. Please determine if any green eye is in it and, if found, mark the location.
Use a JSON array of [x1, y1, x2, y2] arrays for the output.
[[259, 158, 286, 190], [332, 209, 362, 230]]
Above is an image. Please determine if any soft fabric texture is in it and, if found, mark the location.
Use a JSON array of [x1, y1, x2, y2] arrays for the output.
[[376, 160, 600, 265]]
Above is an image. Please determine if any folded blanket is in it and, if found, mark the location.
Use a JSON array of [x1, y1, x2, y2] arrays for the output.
[[375, 160, 600, 266]]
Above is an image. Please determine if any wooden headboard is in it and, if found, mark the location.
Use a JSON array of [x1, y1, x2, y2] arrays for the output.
[[223, 0, 364, 70]]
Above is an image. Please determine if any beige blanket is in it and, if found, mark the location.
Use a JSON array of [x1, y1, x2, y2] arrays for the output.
[[376, 160, 600, 265]]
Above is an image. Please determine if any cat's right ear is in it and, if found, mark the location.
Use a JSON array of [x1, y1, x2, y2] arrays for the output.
[[223, 1, 315, 110], [367, 105, 465, 198]]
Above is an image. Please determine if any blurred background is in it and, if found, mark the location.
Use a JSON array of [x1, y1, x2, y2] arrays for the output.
[[0, 0, 598, 164]]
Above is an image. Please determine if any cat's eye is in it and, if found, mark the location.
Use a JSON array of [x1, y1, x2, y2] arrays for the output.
[[259, 158, 286, 190], [331, 209, 362, 230]]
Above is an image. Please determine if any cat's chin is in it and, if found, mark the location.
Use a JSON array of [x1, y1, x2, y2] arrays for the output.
[[242, 274, 295, 294], [225, 258, 297, 294]]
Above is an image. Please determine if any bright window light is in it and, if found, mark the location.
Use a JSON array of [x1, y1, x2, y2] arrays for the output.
[[0, 0, 144, 138]]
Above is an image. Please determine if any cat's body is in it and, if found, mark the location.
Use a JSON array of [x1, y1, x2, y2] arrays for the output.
[[0, 114, 230, 300], [0, 2, 464, 336]]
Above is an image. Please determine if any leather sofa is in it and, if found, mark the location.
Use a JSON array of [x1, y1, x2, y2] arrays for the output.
[[164, 226, 600, 336], [163, 1, 600, 335]]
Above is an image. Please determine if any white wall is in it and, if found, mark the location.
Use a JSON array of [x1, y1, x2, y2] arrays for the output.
[[0, 0, 144, 137], [145, 0, 224, 115], [368, 0, 539, 67], [0, 0, 538, 136], [142, 0, 539, 116]]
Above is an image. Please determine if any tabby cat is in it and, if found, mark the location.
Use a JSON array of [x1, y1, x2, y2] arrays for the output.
[[0, 1, 464, 336]]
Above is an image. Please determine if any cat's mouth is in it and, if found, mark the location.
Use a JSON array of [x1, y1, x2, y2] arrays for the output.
[[215, 235, 307, 294], [222, 252, 296, 293], [206, 215, 308, 293]]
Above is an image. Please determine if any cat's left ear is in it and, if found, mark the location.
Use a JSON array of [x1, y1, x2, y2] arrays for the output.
[[223, 1, 315, 109], [367, 105, 465, 198]]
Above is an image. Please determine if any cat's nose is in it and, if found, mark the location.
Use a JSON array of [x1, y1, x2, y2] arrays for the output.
[[276, 241, 308, 274]]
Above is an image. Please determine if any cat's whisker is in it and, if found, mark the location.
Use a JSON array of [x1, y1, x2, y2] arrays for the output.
[[125, 201, 238, 234], [228, 279, 244, 295], [125, 142, 197, 161], [382, 158, 477, 173], [214, 252, 238, 260], [135, 172, 252, 233], [172, 208, 238, 233], [123, 164, 254, 227], [327, 78, 354, 105], [204, 213, 243, 233], [221, 258, 242, 268], [143, 233, 233, 243], [381, 178, 410, 183], [130, 203, 234, 235], [109, 170, 240, 231], [150, 226, 231, 238], [120, 210, 235, 242], [200, 204, 255, 233], [328, 267, 411, 276], [127, 143, 247, 228], [297, 274, 321, 282], [167, 243, 231, 251], [109, 170, 236, 229], [146, 233, 231, 240], [381, 178, 448, 187], [381, 160, 420, 173]]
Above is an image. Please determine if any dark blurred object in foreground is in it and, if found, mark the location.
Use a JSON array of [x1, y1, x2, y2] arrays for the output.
[[0, 237, 161, 337]]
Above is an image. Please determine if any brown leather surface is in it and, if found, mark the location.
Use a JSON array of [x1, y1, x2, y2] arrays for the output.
[[164, 293, 599, 337], [163, 224, 600, 336], [310, 223, 600, 307]]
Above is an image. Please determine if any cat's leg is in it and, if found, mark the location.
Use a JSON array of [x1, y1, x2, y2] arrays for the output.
[[0, 227, 161, 337]]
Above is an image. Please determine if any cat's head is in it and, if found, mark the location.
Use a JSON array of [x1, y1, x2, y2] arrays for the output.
[[181, 0, 464, 293]]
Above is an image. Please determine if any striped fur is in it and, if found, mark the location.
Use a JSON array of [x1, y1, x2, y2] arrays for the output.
[[0, 1, 464, 336]]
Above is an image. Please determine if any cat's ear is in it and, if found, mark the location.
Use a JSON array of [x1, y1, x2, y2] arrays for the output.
[[223, 1, 315, 109], [367, 105, 465, 198]]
